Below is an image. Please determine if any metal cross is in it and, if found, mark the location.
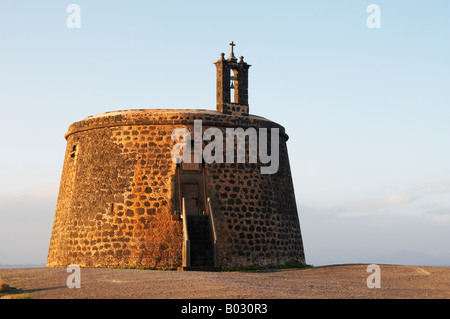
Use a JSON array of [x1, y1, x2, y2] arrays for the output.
[[229, 41, 236, 57]]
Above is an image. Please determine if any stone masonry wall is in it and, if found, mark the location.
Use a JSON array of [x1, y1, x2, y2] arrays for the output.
[[206, 132, 304, 268], [47, 122, 182, 269], [47, 109, 305, 269]]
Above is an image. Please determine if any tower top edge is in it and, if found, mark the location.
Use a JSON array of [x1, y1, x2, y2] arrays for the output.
[[64, 108, 288, 140]]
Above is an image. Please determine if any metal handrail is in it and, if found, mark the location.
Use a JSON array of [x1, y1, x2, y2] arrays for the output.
[[207, 197, 217, 241], [207, 197, 220, 267], [181, 197, 190, 267], [182, 197, 188, 239]]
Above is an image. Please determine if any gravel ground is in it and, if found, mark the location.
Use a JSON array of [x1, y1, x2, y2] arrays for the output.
[[0, 264, 449, 299]]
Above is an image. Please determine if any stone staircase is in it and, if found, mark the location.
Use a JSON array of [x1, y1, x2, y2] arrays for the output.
[[186, 215, 215, 269]]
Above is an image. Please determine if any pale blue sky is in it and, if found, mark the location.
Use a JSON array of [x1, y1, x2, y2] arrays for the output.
[[0, 1, 449, 266]]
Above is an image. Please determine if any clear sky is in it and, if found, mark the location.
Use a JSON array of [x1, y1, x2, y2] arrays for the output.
[[0, 1, 449, 266]]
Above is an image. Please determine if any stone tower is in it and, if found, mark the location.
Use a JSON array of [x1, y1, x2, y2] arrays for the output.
[[47, 43, 305, 270]]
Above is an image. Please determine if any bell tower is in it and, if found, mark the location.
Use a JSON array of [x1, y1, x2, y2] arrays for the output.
[[214, 42, 251, 116]]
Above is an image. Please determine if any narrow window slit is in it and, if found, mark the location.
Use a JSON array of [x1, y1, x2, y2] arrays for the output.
[[70, 145, 77, 158]]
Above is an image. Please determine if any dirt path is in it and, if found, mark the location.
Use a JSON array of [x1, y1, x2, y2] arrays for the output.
[[0, 264, 449, 299]]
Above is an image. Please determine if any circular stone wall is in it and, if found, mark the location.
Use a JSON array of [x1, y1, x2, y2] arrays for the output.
[[46, 109, 305, 269]]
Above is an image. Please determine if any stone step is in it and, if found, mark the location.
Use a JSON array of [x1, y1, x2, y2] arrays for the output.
[[186, 214, 215, 268]]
